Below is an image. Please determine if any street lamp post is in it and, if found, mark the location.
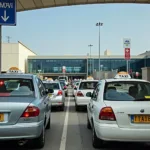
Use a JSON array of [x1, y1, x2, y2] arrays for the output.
[[96, 22, 103, 80], [88, 44, 93, 75]]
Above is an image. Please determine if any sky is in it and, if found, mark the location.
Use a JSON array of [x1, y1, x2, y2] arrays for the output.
[[2, 3, 150, 56]]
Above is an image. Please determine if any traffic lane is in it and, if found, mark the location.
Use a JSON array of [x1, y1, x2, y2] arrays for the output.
[[0, 98, 68, 150], [77, 109, 150, 150]]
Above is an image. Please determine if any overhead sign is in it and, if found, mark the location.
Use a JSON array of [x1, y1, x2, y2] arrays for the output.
[[0, 0, 16, 25], [124, 48, 130, 60], [123, 38, 131, 48]]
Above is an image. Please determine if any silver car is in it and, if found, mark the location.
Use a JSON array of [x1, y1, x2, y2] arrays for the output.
[[43, 81, 65, 111], [0, 73, 51, 149]]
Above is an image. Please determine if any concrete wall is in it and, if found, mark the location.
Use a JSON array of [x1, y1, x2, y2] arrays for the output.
[[93, 71, 117, 79], [18, 42, 36, 73], [2, 41, 36, 73], [142, 67, 150, 81], [2, 43, 19, 72]]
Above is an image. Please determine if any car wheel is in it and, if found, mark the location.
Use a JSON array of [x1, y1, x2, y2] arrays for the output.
[[65, 93, 67, 97], [60, 104, 65, 111], [46, 116, 51, 130], [33, 125, 45, 149], [87, 115, 91, 129], [92, 125, 104, 148]]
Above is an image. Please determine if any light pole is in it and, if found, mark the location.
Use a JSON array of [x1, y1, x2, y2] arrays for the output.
[[96, 22, 103, 80], [88, 44, 93, 75]]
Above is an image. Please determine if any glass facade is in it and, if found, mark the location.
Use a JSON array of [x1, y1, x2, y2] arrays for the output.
[[28, 57, 149, 74], [28, 59, 86, 74]]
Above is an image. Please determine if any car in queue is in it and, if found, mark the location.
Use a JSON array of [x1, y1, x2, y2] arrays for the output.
[[75, 79, 98, 111], [43, 81, 65, 111], [87, 72, 150, 148], [73, 81, 80, 97], [0, 67, 51, 149], [59, 80, 68, 97]]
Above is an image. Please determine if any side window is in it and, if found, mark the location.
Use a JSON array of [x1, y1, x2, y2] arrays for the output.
[[92, 83, 100, 100], [38, 79, 46, 97]]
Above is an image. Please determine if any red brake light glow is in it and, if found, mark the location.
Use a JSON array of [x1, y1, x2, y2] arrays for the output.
[[57, 90, 63, 96], [21, 106, 40, 118], [99, 107, 116, 121], [0, 81, 4, 85], [77, 91, 84, 97]]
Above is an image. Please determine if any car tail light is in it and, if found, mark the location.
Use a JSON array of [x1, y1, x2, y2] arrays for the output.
[[99, 107, 116, 121], [77, 91, 84, 97], [57, 90, 63, 96], [21, 106, 40, 117]]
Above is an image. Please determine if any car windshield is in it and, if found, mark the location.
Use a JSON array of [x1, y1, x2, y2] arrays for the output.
[[104, 81, 150, 101], [79, 81, 98, 90], [44, 83, 60, 90], [0, 78, 34, 97], [60, 82, 65, 88]]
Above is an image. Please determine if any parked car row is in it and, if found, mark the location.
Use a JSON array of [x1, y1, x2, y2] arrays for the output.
[[72, 72, 150, 148]]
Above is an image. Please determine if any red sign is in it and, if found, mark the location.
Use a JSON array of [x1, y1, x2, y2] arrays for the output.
[[124, 48, 130, 60]]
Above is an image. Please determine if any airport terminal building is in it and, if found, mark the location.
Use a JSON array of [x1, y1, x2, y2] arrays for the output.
[[2, 42, 150, 79]]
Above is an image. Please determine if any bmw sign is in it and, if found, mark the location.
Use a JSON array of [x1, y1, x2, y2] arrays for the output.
[[123, 38, 131, 48]]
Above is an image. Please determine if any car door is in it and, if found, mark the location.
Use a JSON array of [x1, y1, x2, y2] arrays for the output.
[[90, 83, 101, 123], [38, 78, 50, 126], [88, 84, 100, 123]]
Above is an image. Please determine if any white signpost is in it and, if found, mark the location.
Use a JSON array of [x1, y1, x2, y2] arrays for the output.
[[123, 38, 131, 73]]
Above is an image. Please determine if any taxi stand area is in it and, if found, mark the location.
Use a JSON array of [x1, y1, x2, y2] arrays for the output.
[[1, 67, 150, 149]]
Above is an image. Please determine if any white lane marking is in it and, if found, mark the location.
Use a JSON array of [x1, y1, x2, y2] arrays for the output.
[[59, 96, 70, 150]]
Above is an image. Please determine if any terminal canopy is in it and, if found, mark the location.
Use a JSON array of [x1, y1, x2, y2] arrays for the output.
[[17, 0, 150, 12]]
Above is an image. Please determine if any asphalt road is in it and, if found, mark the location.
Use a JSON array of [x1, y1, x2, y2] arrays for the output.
[[1, 88, 150, 150]]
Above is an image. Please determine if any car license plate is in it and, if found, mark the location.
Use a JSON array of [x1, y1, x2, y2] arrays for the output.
[[131, 115, 150, 123], [0, 114, 4, 122]]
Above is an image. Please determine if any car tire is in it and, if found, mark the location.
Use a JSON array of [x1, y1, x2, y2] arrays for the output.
[[33, 125, 45, 149], [46, 116, 51, 130], [65, 93, 67, 97], [60, 104, 65, 111], [87, 115, 91, 129], [92, 125, 104, 148]]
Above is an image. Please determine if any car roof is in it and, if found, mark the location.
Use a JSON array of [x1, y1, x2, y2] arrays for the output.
[[0, 73, 35, 79], [104, 78, 149, 83]]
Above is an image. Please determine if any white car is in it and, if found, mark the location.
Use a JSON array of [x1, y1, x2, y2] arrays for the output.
[[87, 75, 150, 148], [43, 81, 65, 111], [75, 80, 98, 111], [73, 81, 80, 97]]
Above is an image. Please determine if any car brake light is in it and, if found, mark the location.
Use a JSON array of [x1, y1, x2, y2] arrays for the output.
[[57, 90, 63, 96], [77, 91, 84, 97], [99, 107, 116, 121], [21, 106, 40, 117]]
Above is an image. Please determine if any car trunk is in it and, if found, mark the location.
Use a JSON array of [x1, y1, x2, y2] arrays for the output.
[[104, 100, 150, 129], [0, 97, 35, 125]]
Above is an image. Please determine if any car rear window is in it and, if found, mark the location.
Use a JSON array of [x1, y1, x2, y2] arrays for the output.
[[104, 81, 150, 101], [44, 83, 60, 90], [0, 78, 34, 97], [79, 81, 98, 90]]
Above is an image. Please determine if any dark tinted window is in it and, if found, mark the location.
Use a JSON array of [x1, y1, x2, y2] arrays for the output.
[[44, 83, 60, 90], [104, 81, 150, 101], [79, 81, 98, 90], [0, 78, 34, 97]]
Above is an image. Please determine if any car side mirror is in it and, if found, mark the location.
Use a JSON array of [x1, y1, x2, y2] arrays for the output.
[[48, 88, 54, 93], [74, 87, 77, 90], [86, 92, 92, 97]]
